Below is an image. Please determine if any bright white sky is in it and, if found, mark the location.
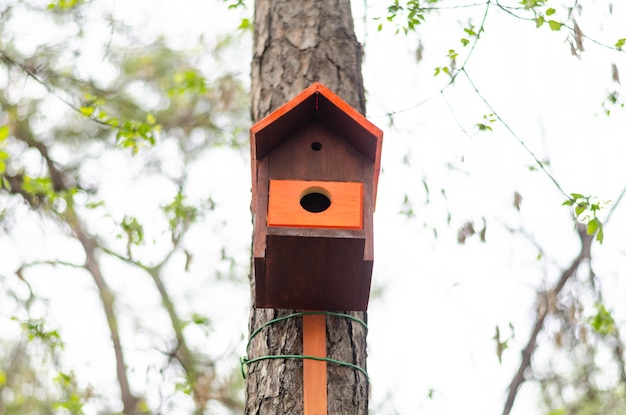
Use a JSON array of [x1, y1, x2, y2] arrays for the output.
[[1, 1, 626, 414]]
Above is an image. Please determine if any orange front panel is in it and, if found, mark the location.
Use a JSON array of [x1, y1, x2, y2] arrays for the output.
[[268, 180, 363, 229]]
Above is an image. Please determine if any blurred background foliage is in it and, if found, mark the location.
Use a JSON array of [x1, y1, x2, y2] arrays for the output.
[[1, 0, 250, 413], [1, 0, 626, 414]]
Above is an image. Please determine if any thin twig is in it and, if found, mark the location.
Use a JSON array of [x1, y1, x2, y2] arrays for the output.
[[604, 185, 626, 225], [460, 68, 570, 200], [0, 48, 111, 128], [371, 0, 492, 118], [493, 1, 626, 53]]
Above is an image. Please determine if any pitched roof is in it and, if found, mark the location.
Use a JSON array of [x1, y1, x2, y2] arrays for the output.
[[250, 82, 383, 202]]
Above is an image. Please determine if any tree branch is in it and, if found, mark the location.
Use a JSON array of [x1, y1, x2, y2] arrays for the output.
[[64, 207, 140, 415], [100, 240, 209, 412], [502, 224, 591, 415]]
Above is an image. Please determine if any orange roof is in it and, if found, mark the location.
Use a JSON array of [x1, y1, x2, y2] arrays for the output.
[[250, 82, 383, 204]]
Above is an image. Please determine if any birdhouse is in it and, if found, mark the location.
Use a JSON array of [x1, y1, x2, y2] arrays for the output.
[[250, 83, 383, 311]]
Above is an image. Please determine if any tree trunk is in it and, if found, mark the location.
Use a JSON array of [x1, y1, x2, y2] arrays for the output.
[[246, 1, 368, 413]]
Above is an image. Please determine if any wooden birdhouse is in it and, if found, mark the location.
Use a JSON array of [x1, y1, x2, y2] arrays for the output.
[[250, 82, 383, 311]]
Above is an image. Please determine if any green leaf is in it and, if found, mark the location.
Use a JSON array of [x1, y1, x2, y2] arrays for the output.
[[0, 125, 9, 141], [137, 400, 150, 413], [574, 202, 587, 217], [596, 226, 604, 244], [121, 216, 144, 245], [146, 113, 156, 125], [237, 17, 251, 30], [54, 372, 73, 387], [80, 106, 95, 117], [377, 23, 383, 31], [548, 20, 562, 31], [535, 16, 545, 28], [545, 7, 556, 16], [460, 38, 470, 47], [570, 193, 585, 200], [586, 217, 600, 235], [464, 26, 477, 37], [589, 304, 614, 334], [616, 38, 626, 49], [175, 380, 192, 395], [191, 313, 211, 327], [86, 200, 105, 209]]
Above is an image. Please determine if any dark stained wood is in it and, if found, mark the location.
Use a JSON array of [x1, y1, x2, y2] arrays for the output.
[[268, 123, 366, 183], [253, 94, 317, 159], [251, 82, 383, 208], [267, 226, 365, 239], [250, 82, 382, 311], [253, 157, 269, 259], [362, 171, 374, 262], [261, 235, 368, 311], [248, 5, 370, 412]]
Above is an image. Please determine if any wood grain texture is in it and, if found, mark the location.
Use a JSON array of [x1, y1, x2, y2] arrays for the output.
[[303, 314, 327, 415], [260, 235, 368, 310], [267, 123, 366, 183], [247, 0, 369, 413], [268, 180, 363, 229]]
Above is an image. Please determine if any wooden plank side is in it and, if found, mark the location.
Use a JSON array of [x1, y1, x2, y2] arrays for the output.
[[266, 226, 366, 239], [303, 313, 327, 415], [253, 156, 269, 260]]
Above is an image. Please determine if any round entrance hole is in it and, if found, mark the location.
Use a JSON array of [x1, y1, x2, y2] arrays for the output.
[[311, 141, 323, 151], [300, 187, 331, 213]]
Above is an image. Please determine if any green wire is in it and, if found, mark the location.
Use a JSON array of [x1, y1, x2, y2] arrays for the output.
[[241, 354, 369, 380], [241, 311, 369, 380], [247, 311, 367, 350]]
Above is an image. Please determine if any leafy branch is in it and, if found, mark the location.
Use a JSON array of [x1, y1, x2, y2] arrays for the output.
[[562, 194, 609, 243], [460, 68, 570, 200], [494, 0, 626, 54], [0, 48, 160, 153]]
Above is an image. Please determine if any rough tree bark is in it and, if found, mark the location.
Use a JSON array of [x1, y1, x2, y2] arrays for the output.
[[246, 1, 369, 413]]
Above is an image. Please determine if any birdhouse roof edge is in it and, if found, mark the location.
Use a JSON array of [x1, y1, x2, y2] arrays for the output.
[[251, 82, 383, 162]]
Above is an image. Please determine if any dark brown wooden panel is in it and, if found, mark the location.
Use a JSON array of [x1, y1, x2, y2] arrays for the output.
[[253, 157, 269, 260], [268, 122, 369, 183], [253, 94, 317, 159], [257, 235, 371, 310], [317, 94, 378, 161]]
